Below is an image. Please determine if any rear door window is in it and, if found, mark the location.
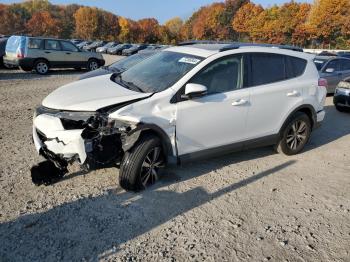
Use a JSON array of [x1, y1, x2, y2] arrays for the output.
[[45, 40, 61, 51], [28, 38, 43, 49], [249, 53, 286, 86]]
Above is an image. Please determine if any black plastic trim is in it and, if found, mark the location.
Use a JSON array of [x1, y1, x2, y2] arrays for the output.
[[179, 134, 279, 164]]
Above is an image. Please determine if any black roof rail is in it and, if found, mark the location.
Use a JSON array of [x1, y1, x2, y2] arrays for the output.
[[178, 40, 235, 46], [219, 42, 303, 52]]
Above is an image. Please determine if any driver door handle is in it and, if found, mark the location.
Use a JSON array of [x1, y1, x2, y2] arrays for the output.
[[232, 99, 248, 106], [287, 90, 300, 97]]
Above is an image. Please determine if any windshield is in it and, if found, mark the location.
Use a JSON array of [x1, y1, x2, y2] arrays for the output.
[[110, 53, 155, 71], [314, 58, 328, 71], [112, 51, 203, 93]]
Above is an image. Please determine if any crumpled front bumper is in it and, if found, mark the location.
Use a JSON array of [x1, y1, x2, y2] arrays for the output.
[[33, 114, 88, 163]]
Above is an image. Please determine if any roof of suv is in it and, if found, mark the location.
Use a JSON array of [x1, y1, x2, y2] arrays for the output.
[[167, 43, 312, 59]]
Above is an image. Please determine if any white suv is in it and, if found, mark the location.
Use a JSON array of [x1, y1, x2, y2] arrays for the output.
[[31, 43, 327, 191]]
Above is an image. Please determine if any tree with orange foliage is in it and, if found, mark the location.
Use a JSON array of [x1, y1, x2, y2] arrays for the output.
[[0, 4, 30, 35], [137, 18, 160, 43], [308, 0, 350, 47], [26, 11, 60, 37], [232, 2, 264, 41], [98, 11, 120, 41], [74, 7, 99, 40]]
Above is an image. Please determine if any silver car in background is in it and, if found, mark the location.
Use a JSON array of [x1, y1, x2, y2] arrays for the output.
[[314, 56, 350, 93]]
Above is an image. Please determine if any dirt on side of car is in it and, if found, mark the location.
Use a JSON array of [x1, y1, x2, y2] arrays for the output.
[[0, 68, 349, 261]]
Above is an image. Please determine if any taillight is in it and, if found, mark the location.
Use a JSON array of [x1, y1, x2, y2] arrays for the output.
[[318, 78, 328, 87], [16, 48, 25, 58]]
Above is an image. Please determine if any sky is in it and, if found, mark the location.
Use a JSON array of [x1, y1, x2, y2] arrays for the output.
[[0, 0, 312, 24]]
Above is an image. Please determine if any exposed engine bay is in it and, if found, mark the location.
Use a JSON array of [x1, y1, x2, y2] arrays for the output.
[[31, 104, 145, 185]]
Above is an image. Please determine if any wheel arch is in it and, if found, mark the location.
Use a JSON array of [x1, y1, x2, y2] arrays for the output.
[[127, 123, 176, 164], [34, 58, 50, 67], [279, 104, 317, 136]]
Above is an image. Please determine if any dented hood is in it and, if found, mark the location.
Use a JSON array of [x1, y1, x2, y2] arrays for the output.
[[42, 74, 151, 111]]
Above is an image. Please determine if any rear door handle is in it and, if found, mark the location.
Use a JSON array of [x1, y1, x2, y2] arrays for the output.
[[232, 99, 248, 106], [45, 51, 51, 54], [287, 91, 300, 97]]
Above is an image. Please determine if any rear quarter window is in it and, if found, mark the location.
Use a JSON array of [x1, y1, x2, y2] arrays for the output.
[[28, 38, 43, 49], [286, 56, 307, 78]]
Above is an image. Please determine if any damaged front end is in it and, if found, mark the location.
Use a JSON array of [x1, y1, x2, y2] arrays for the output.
[[32, 105, 140, 185]]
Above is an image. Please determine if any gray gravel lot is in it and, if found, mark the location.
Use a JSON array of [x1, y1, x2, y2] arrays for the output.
[[0, 55, 349, 262]]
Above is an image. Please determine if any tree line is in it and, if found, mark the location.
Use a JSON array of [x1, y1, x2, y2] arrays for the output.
[[0, 0, 349, 48]]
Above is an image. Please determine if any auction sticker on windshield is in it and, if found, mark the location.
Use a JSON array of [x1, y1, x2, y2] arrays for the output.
[[179, 57, 201, 65]]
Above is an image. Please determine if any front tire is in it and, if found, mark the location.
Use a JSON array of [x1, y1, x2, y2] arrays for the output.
[[34, 60, 49, 75], [119, 135, 165, 192], [275, 112, 311, 155]]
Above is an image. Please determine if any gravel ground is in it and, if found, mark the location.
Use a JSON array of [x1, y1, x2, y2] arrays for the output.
[[0, 56, 349, 262]]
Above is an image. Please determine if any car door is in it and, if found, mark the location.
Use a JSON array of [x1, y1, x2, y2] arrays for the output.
[[245, 53, 306, 141], [323, 59, 342, 93], [60, 40, 85, 67], [176, 54, 250, 158], [44, 39, 66, 67]]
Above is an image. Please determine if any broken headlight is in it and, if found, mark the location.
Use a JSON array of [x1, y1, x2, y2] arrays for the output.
[[56, 111, 96, 130]]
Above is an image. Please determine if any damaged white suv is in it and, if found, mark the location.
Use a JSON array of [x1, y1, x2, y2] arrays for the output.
[[32, 43, 327, 191]]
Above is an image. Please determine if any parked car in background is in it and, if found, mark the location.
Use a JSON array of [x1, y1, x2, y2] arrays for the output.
[[76, 41, 92, 49], [314, 56, 350, 93], [96, 41, 119, 53], [334, 77, 350, 112], [107, 43, 132, 55], [31, 43, 326, 191], [79, 50, 158, 80], [318, 51, 337, 57], [0, 37, 8, 67], [338, 52, 350, 59], [71, 39, 84, 45], [122, 44, 148, 56], [138, 44, 163, 53], [4, 36, 105, 74], [83, 40, 107, 52]]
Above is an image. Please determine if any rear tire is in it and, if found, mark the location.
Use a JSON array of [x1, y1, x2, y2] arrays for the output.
[[119, 135, 165, 192], [275, 112, 311, 155], [34, 59, 49, 75], [87, 59, 99, 71]]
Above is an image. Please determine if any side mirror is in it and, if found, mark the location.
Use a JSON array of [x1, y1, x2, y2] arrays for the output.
[[325, 68, 335, 73], [181, 83, 207, 100]]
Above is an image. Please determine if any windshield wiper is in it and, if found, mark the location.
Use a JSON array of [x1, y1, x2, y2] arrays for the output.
[[123, 80, 144, 93], [113, 74, 144, 93]]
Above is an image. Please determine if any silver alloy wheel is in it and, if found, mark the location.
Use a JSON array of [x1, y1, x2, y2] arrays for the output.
[[140, 147, 164, 188], [36, 62, 48, 74], [286, 120, 308, 150], [89, 61, 98, 71]]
